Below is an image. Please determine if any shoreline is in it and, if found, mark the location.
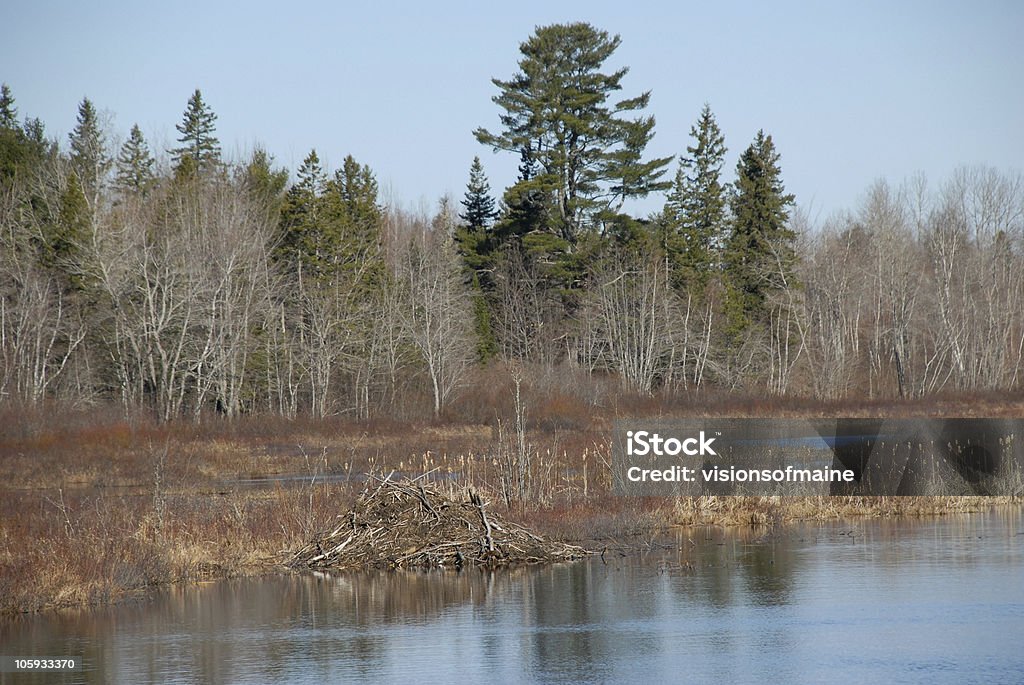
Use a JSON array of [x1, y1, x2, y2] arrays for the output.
[[2, 492, 1019, 617], [3, 406, 1023, 616]]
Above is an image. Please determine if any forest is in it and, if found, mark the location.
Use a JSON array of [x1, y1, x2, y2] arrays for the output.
[[3, 21, 1024, 424]]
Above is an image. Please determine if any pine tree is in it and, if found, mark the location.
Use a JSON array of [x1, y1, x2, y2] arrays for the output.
[[459, 156, 497, 232], [279, 152, 382, 288], [497, 147, 554, 247], [475, 22, 672, 243], [454, 159, 506, 362], [39, 173, 90, 286], [68, 97, 110, 208], [171, 89, 221, 174], [455, 156, 498, 275], [663, 104, 727, 290], [493, 145, 582, 293], [115, 124, 156, 196], [277, 149, 328, 278], [1, 84, 36, 183], [242, 146, 288, 223], [324, 155, 384, 290], [329, 155, 381, 244], [724, 130, 796, 330], [0, 84, 17, 129]]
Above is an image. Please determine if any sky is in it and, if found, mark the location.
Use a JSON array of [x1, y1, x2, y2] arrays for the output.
[[3, 0, 1022, 222]]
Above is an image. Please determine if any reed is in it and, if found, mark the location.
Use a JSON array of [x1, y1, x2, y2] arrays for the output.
[[2, 401, 1022, 616]]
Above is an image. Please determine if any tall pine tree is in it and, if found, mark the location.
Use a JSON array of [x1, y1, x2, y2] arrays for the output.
[[242, 146, 288, 224], [68, 97, 110, 209], [0, 84, 16, 129], [0, 84, 36, 183], [325, 154, 382, 273], [724, 130, 796, 330], [662, 104, 727, 290], [455, 156, 500, 361], [459, 156, 497, 232], [171, 89, 221, 175], [279, 152, 382, 289], [277, 149, 328, 280], [455, 156, 498, 276], [115, 123, 156, 196], [475, 22, 672, 243]]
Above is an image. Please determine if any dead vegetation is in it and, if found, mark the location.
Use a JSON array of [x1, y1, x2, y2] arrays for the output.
[[668, 494, 1017, 526], [2, 402, 1023, 616], [288, 475, 589, 571]]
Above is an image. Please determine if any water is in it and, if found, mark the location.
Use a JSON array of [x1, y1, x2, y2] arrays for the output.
[[2, 510, 1022, 684]]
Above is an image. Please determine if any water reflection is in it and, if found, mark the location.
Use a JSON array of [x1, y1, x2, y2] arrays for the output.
[[2, 509, 1021, 684]]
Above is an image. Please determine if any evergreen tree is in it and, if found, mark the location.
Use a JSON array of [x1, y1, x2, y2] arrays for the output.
[[294, 149, 327, 197], [171, 89, 221, 174], [475, 22, 672, 243], [279, 152, 382, 288], [328, 155, 381, 248], [277, 149, 328, 278], [115, 124, 156, 196], [68, 97, 110, 207], [497, 147, 554, 247], [0, 84, 45, 183], [455, 156, 498, 276], [454, 162, 500, 362], [0, 84, 17, 129], [242, 146, 288, 223], [493, 145, 584, 289], [38, 173, 90, 287], [459, 156, 497, 232], [326, 155, 384, 290], [724, 130, 796, 330], [662, 104, 728, 289], [466, 271, 497, 362]]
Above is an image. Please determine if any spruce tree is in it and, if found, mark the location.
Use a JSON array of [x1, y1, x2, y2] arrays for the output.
[[459, 156, 497, 232], [455, 156, 498, 275], [1, 84, 33, 183], [455, 157, 500, 361], [0, 84, 17, 129], [39, 173, 90, 286], [0, 103, 50, 185], [323, 155, 385, 298], [277, 149, 327, 278], [69, 97, 110, 207], [171, 89, 221, 174], [329, 155, 381, 246], [724, 130, 796, 330], [242, 147, 288, 223], [115, 124, 156, 196], [663, 104, 727, 290], [280, 152, 382, 288]]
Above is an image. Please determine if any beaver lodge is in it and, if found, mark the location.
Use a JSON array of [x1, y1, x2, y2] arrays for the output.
[[287, 475, 590, 570]]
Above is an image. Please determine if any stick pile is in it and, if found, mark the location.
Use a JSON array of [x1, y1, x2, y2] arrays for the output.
[[288, 476, 589, 570]]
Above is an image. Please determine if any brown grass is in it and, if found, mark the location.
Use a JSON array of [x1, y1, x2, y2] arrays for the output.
[[666, 494, 1012, 526], [2, 394, 1022, 616]]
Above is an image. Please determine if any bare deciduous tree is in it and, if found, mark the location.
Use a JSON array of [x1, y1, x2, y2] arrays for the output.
[[395, 203, 474, 416]]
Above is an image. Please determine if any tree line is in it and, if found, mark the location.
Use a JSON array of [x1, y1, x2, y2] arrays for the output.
[[2, 22, 1023, 420]]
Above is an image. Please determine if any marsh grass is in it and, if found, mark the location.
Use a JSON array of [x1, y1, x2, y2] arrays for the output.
[[1, 398, 1022, 615]]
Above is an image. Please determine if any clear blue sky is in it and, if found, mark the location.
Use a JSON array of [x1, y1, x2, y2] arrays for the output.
[[3, 0, 1022, 220]]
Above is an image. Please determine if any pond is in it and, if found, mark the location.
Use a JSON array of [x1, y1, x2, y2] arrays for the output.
[[2, 509, 1022, 684]]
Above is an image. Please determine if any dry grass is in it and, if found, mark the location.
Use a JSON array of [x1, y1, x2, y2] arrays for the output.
[[2, 396, 1023, 615], [666, 494, 1014, 527]]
